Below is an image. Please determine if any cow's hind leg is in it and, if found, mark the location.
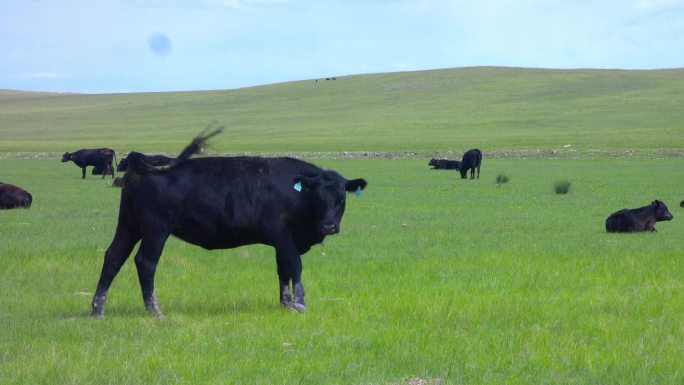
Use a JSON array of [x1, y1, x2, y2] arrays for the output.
[[134, 235, 170, 317], [92, 226, 141, 317]]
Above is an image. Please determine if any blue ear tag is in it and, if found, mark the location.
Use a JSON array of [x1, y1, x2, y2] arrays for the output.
[[293, 182, 302, 192], [355, 186, 363, 197]]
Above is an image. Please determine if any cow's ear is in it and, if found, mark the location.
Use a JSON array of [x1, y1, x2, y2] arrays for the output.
[[293, 176, 315, 192], [345, 178, 367, 193]]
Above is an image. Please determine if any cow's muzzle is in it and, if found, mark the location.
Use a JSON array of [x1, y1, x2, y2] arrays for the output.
[[321, 222, 339, 235]]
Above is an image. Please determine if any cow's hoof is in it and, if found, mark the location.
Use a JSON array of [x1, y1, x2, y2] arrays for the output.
[[144, 295, 164, 317], [292, 303, 306, 313], [146, 307, 164, 318], [91, 311, 105, 318]]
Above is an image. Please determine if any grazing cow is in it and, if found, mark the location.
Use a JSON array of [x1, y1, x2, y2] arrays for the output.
[[91, 130, 367, 317], [0, 182, 32, 209], [680, 200, 683, 208], [459, 149, 482, 179], [117, 154, 173, 172], [62, 148, 117, 179], [605, 200, 673, 233], [428, 158, 461, 170]]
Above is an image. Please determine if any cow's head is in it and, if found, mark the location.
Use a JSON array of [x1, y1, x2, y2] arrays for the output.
[[61, 152, 72, 162], [117, 157, 129, 172], [294, 172, 367, 236], [428, 159, 437, 166], [653, 200, 673, 222]]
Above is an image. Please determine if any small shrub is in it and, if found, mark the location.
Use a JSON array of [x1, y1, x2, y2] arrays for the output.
[[496, 174, 509, 185], [554, 179, 571, 195]]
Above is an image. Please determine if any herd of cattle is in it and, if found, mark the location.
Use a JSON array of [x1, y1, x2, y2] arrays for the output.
[[0, 133, 679, 316]]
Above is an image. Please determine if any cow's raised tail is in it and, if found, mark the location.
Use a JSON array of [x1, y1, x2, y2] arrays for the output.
[[126, 126, 223, 174]]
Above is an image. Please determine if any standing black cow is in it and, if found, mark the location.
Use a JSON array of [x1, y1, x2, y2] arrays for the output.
[[0, 182, 32, 209], [459, 149, 482, 179], [91, 130, 367, 317], [605, 200, 673, 233], [428, 158, 461, 170], [62, 148, 117, 179], [117, 154, 173, 172]]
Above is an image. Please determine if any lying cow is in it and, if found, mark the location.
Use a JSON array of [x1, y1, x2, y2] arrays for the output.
[[605, 200, 673, 233], [0, 182, 32, 209], [62, 148, 117, 179], [92, 165, 115, 176], [428, 158, 461, 170], [91, 129, 367, 317], [459, 149, 482, 179]]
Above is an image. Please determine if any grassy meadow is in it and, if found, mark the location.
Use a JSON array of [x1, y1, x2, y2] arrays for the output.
[[1, 67, 683, 384]]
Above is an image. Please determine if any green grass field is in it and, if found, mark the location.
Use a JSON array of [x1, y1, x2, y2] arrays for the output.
[[1, 67, 683, 384]]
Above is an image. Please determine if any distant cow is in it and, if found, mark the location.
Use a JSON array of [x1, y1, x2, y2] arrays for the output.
[[428, 158, 461, 170], [62, 148, 117, 179], [680, 200, 684, 208], [91, 129, 367, 317], [605, 200, 673, 233], [459, 149, 482, 179], [92, 165, 114, 176], [0, 182, 32, 209], [117, 154, 173, 172]]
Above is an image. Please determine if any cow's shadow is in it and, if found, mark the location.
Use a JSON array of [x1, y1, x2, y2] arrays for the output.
[[72, 298, 284, 319]]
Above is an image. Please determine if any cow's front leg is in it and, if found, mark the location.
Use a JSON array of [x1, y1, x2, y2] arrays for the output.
[[276, 248, 293, 308], [275, 242, 305, 312], [81, 167, 86, 179]]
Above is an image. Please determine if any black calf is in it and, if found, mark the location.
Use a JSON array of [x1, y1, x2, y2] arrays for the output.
[[0, 182, 32, 209], [91, 130, 367, 317], [605, 200, 673, 233], [459, 149, 482, 179], [428, 158, 460, 170]]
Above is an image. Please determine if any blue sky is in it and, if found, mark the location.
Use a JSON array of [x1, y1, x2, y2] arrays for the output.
[[1, 0, 683, 93]]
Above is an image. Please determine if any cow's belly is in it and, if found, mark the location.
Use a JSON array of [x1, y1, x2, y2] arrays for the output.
[[171, 217, 265, 250]]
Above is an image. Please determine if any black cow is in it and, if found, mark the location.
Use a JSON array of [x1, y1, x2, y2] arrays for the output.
[[680, 200, 683, 208], [91, 130, 367, 317], [111, 177, 124, 188], [605, 200, 673, 233], [428, 158, 461, 170], [62, 148, 117, 179], [92, 165, 114, 176], [459, 149, 482, 179], [117, 154, 173, 172], [0, 182, 32, 209]]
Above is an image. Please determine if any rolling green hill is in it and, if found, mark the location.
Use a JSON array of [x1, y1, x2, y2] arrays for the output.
[[1, 67, 683, 156]]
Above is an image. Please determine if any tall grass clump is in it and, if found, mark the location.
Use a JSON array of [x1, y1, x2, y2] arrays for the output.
[[554, 179, 571, 195], [496, 173, 510, 186]]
